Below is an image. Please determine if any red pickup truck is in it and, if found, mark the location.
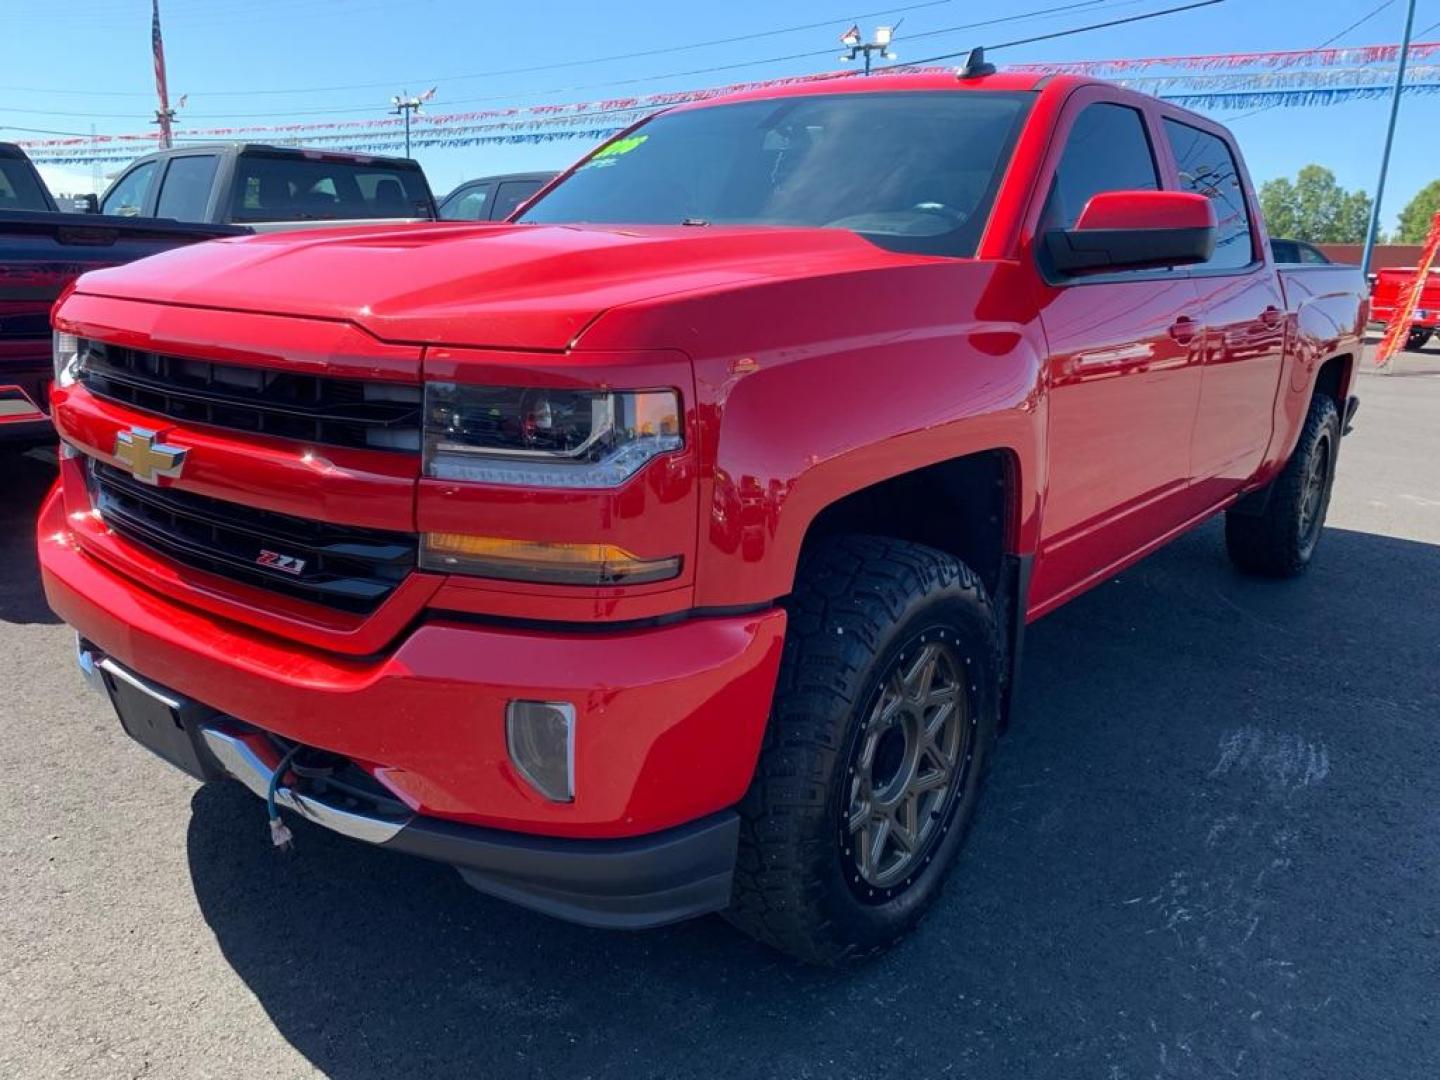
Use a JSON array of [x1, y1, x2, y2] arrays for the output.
[[1370, 264, 1440, 350], [39, 72, 1364, 964]]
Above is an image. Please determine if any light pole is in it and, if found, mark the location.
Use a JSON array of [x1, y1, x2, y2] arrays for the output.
[[1362, 0, 1419, 274], [840, 24, 897, 75], [390, 90, 431, 157]]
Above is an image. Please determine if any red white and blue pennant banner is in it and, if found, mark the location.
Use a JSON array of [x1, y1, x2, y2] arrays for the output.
[[22, 42, 1440, 165]]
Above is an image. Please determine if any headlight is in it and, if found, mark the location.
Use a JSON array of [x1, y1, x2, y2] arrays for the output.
[[53, 332, 85, 389], [423, 383, 683, 488]]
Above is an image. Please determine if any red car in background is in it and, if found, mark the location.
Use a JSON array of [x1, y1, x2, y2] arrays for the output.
[[39, 71, 1365, 963]]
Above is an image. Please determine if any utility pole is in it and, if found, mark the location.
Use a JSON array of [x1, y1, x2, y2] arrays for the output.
[[840, 24, 898, 75], [391, 89, 433, 157], [1362, 0, 1418, 274]]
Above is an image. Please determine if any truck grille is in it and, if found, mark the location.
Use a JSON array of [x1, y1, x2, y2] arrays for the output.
[[79, 342, 422, 452], [88, 459, 416, 614]]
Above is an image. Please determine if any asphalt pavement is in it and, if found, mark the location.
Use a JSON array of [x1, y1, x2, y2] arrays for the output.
[[2, 348, 1437, 1080]]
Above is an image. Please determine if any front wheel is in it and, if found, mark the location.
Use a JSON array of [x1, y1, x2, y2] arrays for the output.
[[1225, 394, 1341, 577], [1406, 327, 1433, 352], [725, 535, 1001, 965]]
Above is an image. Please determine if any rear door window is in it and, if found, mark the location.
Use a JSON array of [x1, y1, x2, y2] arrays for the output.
[[1163, 119, 1256, 271], [155, 154, 219, 221], [101, 161, 158, 217]]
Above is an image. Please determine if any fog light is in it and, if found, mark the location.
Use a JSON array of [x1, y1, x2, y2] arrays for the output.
[[506, 700, 575, 802]]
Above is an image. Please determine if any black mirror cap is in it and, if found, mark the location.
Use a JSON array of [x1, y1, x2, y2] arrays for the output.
[[1044, 224, 1217, 276]]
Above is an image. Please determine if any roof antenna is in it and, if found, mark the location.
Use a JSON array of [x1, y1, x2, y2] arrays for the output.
[[959, 46, 996, 80]]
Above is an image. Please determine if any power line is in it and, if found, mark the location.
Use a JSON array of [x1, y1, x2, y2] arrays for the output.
[[1, 0, 1138, 123], [885, 0, 1228, 68], [0, 0, 956, 99]]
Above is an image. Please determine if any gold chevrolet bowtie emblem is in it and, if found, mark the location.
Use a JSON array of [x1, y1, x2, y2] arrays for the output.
[[114, 427, 188, 484]]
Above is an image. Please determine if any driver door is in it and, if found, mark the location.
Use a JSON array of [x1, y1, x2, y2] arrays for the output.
[[1029, 95, 1205, 613]]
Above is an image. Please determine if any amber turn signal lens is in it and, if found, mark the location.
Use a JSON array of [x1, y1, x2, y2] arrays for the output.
[[420, 533, 681, 586]]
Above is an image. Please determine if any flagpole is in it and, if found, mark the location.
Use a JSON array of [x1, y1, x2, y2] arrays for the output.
[[151, 0, 175, 149]]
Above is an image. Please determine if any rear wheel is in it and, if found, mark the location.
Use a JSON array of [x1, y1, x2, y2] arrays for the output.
[[1406, 327, 1433, 352], [1225, 394, 1341, 577], [725, 535, 1001, 965]]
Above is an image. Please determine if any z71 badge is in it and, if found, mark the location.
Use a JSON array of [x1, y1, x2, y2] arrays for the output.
[[256, 549, 307, 575]]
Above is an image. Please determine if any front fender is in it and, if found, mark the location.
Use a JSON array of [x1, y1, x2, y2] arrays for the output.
[[696, 326, 1045, 605], [580, 258, 1049, 609]]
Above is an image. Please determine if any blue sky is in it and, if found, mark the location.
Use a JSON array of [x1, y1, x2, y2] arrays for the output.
[[2, 0, 1437, 230]]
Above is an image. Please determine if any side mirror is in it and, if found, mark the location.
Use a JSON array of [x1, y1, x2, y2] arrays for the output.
[[71, 193, 99, 214], [1045, 190, 1217, 275]]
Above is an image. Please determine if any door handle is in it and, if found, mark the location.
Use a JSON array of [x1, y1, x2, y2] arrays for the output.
[[1168, 316, 1199, 345], [1260, 305, 1285, 328]]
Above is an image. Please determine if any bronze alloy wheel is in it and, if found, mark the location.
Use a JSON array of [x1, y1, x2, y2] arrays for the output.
[[841, 635, 973, 902], [1297, 430, 1333, 558]]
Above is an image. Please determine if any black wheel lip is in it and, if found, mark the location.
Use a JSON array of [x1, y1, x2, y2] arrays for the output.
[[836, 623, 979, 907]]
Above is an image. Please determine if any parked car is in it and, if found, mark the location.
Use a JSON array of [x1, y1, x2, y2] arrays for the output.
[[438, 171, 555, 221], [1270, 237, 1332, 264], [91, 143, 437, 230], [40, 71, 1364, 964], [0, 142, 60, 213], [0, 145, 243, 445], [1370, 264, 1440, 350]]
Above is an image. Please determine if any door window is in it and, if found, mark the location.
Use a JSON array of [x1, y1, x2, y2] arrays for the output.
[[441, 183, 492, 220], [155, 155, 219, 221], [493, 179, 545, 220], [1042, 103, 1159, 232], [1163, 119, 1255, 271], [101, 161, 158, 217]]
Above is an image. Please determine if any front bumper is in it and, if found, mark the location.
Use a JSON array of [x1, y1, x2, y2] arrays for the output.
[[40, 482, 785, 920], [80, 638, 742, 928]]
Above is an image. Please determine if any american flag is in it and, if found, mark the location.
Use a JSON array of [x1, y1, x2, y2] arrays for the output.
[[152, 0, 173, 147]]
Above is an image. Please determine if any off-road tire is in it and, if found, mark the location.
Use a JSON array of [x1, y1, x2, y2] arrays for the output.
[[724, 535, 1001, 965], [1225, 394, 1341, 577], [1406, 327, 1433, 352]]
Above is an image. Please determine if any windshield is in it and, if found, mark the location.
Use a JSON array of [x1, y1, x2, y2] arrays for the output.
[[230, 153, 432, 222], [518, 90, 1032, 257], [0, 156, 53, 212]]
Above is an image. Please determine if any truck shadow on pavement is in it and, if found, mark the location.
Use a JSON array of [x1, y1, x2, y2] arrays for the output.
[[0, 450, 60, 625], [185, 521, 1440, 1080]]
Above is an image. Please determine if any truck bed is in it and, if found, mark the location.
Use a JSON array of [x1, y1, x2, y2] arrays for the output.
[[1278, 263, 1370, 334]]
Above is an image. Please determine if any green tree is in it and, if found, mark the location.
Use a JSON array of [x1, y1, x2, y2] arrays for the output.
[[1395, 179, 1440, 244], [1259, 177, 1299, 239], [1257, 165, 1372, 243]]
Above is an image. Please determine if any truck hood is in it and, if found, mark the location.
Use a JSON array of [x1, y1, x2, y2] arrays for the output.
[[73, 222, 918, 351]]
